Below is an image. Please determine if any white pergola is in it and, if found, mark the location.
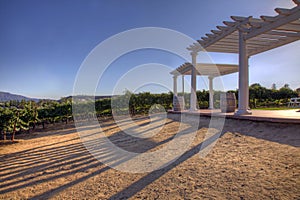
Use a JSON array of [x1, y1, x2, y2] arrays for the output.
[[170, 63, 238, 109], [186, 1, 300, 115]]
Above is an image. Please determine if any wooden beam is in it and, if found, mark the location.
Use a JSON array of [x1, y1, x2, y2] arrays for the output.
[[223, 21, 236, 26], [248, 37, 300, 56], [178, 65, 192, 75], [249, 18, 264, 23], [211, 30, 222, 34], [200, 17, 252, 49], [206, 33, 216, 38], [187, 46, 199, 51], [197, 40, 205, 46], [247, 37, 281, 44], [209, 44, 238, 49], [205, 49, 238, 54], [221, 33, 283, 43], [276, 23, 300, 32], [290, 20, 300, 25], [209, 43, 271, 51], [193, 42, 200, 47], [205, 46, 238, 53], [231, 16, 248, 22], [266, 30, 300, 37], [247, 40, 275, 46], [237, 25, 251, 32], [260, 15, 277, 22], [205, 45, 238, 50], [210, 40, 238, 45], [253, 33, 286, 39], [216, 26, 229, 31], [245, 6, 300, 40], [275, 8, 293, 15], [205, 46, 238, 52], [203, 25, 237, 47], [249, 21, 263, 28]]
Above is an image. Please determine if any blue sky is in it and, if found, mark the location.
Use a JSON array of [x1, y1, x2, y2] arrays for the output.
[[0, 0, 299, 99]]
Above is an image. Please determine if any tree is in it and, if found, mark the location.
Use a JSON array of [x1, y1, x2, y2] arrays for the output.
[[278, 86, 298, 101], [271, 83, 276, 90], [0, 108, 13, 140], [296, 88, 300, 97], [283, 83, 290, 89], [249, 83, 264, 107], [60, 101, 72, 124], [10, 108, 28, 141], [22, 101, 39, 131]]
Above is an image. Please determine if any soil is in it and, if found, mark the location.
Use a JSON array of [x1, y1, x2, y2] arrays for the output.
[[0, 116, 299, 199]]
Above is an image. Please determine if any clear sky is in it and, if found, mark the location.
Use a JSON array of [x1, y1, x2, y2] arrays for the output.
[[0, 0, 299, 99]]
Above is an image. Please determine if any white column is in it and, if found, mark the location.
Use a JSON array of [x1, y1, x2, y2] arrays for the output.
[[208, 76, 214, 109], [182, 75, 185, 95], [236, 31, 251, 115], [190, 52, 198, 111], [173, 75, 178, 97]]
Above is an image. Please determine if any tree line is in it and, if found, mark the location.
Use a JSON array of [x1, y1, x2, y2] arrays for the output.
[[0, 92, 173, 141], [0, 99, 73, 141], [1, 83, 298, 141]]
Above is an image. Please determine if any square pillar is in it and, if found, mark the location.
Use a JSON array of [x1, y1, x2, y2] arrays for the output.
[[190, 52, 198, 111], [173, 75, 178, 97], [236, 31, 251, 115], [182, 75, 185, 95], [208, 76, 214, 109]]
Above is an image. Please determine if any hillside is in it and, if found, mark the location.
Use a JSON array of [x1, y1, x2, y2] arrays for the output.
[[0, 91, 40, 102]]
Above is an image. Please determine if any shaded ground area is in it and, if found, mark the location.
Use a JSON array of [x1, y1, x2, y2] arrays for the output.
[[0, 116, 299, 199]]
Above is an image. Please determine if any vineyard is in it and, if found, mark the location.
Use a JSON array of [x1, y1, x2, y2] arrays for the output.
[[0, 83, 298, 141]]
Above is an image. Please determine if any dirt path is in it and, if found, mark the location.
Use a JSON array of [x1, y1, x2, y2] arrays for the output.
[[0, 117, 299, 199]]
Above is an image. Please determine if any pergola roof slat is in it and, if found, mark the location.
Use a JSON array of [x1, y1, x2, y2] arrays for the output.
[[211, 30, 222, 34], [275, 23, 300, 32], [275, 8, 293, 15], [223, 21, 236, 27], [252, 33, 286, 40], [231, 16, 248, 22], [189, 2, 300, 56], [206, 45, 238, 50], [266, 30, 300, 37], [248, 36, 299, 56], [216, 26, 229, 31], [245, 5, 300, 40], [260, 15, 277, 22], [170, 63, 239, 77]]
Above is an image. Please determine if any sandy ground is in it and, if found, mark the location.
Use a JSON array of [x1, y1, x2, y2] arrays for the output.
[[0, 115, 299, 200]]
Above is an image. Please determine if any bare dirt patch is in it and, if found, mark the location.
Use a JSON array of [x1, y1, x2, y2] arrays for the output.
[[0, 116, 299, 199]]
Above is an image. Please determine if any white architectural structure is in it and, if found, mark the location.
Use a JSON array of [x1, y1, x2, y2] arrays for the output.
[[186, 1, 300, 115], [170, 63, 239, 110]]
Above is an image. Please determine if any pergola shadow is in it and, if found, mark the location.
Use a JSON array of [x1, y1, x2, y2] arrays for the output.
[[1, 114, 299, 199]]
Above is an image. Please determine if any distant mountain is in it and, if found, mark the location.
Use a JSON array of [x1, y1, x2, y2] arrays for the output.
[[62, 95, 117, 102], [0, 91, 41, 102]]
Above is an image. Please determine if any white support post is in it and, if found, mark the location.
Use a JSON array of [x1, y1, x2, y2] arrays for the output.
[[182, 75, 185, 95], [173, 75, 178, 97], [236, 31, 251, 115], [208, 76, 214, 109], [190, 52, 198, 111]]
